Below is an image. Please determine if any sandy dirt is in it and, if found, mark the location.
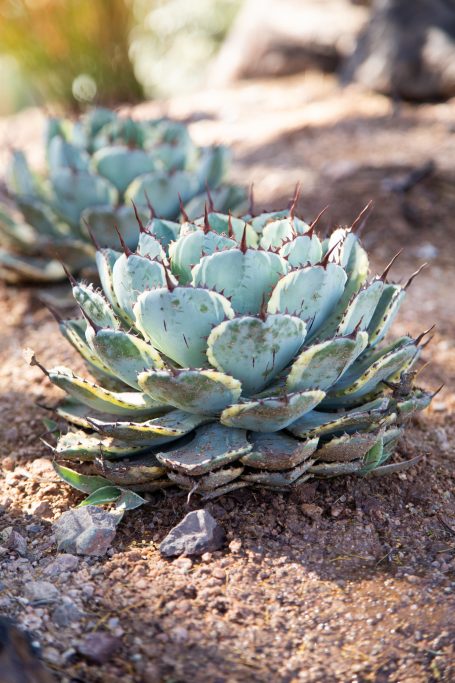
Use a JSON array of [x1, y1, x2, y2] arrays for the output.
[[0, 74, 454, 682]]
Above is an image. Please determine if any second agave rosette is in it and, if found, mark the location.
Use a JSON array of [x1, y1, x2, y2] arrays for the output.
[[0, 108, 246, 284]]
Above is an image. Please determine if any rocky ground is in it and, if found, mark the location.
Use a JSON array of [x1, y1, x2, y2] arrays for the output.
[[0, 74, 454, 682]]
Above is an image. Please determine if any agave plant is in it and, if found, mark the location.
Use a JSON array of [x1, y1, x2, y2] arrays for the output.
[[33, 201, 434, 510], [0, 107, 246, 284]]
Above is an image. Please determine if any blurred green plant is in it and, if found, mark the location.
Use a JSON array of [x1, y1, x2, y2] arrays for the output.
[[0, 107, 247, 283], [0, 0, 143, 109], [0, 0, 241, 112], [131, 0, 242, 98]]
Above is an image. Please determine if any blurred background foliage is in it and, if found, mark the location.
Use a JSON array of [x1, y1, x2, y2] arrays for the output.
[[0, 0, 241, 115], [131, 0, 241, 98]]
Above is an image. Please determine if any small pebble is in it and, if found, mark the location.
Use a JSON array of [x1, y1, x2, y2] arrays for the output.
[[24, 581, 59, 604], [77, 632, 121, 665], [212, 568, 226, 582], [160, 510, 225, 558], [301, 504, 323, 520], [173, 557, 193, 571], [28, 501, 52, 518], [1, 527, 27, 556], [52, 599, 84, 627], [44, 554, 79, 576]]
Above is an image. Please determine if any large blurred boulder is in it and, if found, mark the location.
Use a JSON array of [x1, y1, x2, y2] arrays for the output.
[[208, 0, 368, 84], [344, 0, 455, 100]]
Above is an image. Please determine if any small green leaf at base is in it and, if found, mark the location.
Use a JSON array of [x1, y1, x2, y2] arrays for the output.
[[78, 486, 146, 510], [53, 462, 111, 494]]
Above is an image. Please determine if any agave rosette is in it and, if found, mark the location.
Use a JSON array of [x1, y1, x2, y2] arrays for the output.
[[38, 202, 434, 509], [0, 107, 246, 284]]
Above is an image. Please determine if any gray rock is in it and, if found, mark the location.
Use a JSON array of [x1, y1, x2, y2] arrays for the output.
[[52, 598, 84, 627], [160, 509, 226, 558], [53, 506, 121, 556], [77, 632, 121, 664], [24, 581, 59, 605], [344, 0, 455, 100], [0, 527, 27, 556], [44, 554, 79, 576], [209, 0, 368, 84]]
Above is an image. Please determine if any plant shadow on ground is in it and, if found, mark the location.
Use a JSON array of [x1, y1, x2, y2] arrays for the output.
[[2, 405, 453, 583], [232, 108, 455, 250], [235, 112, 422, 169], [117, 428, 453, 583]]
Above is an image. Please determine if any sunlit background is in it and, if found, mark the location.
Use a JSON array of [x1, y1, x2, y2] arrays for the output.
[[0, 0, 241, 114]]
